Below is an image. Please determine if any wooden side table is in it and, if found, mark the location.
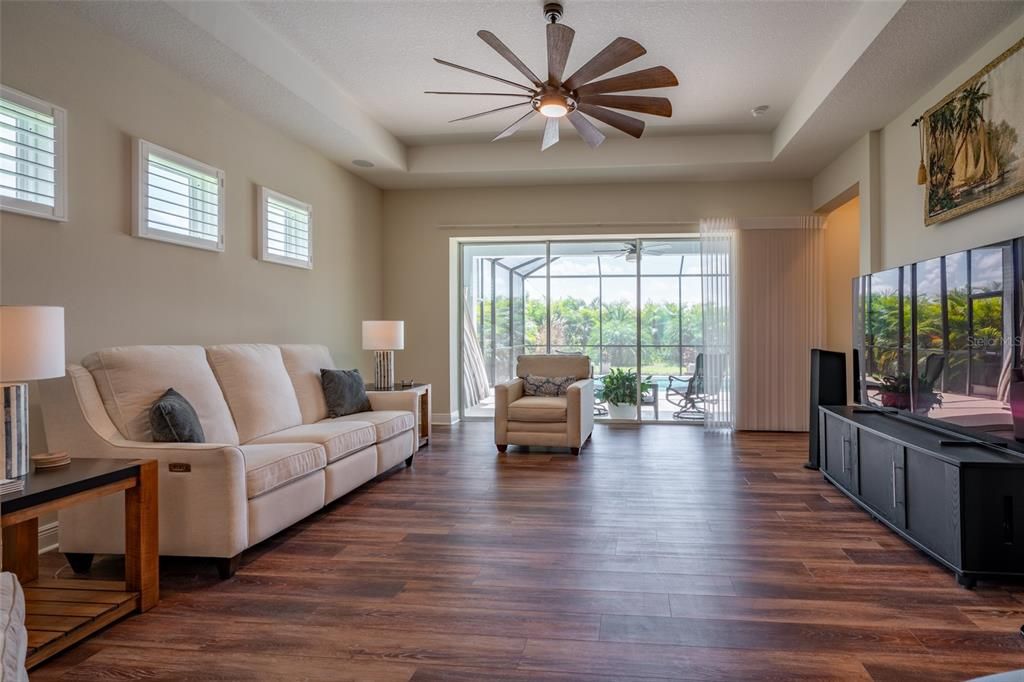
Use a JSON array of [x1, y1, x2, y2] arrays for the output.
[[366, 383, 432, 447], [0, 458, 158, 670]]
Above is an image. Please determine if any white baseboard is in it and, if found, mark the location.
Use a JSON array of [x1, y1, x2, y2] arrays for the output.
[[38, 520, 59, 554], [432, 412, 460, 425]]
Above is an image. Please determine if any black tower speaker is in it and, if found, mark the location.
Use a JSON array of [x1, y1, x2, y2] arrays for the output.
[[851, 347, 862, 405], [807, 349, 847, 470]]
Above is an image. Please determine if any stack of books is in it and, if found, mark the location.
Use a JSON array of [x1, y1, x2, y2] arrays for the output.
[[0, 477, 26, 496]]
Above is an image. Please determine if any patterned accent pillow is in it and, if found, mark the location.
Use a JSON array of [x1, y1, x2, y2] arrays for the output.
[[523, 375, 577, 397]]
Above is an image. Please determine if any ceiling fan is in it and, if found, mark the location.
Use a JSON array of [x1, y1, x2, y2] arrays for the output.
[[427, 2, 678, 151], [592, 242, 673, 262]]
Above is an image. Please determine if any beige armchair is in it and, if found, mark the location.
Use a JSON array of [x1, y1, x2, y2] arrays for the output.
[[494, 354, 594, 455]]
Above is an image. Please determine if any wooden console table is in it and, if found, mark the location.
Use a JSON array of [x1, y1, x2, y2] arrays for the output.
[[367, 383, 432, 447], [1, 458, 158, 669]]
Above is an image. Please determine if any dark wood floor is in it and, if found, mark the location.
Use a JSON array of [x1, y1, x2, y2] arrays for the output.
[[32, 423, 1024, 681]]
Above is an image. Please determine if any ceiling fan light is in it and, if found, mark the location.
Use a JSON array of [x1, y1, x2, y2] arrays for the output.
[[538, 93, 569, 118]]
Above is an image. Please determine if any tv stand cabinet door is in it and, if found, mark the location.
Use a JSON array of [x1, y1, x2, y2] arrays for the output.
[[904, 448, 961, 569], [823, 413, 857, 494], [856, 430, 903, 527]]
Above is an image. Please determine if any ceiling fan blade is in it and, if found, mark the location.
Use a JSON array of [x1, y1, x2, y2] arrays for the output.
[[562, 37, 646, 91], [478, 30, 543, 87], [541, 116, 559, 151], [546, 23, 575, 83], [433, 58, 535, 93], [567, 111, 605, 149], [577, 104, 645, 138], [449, 101, 530, 123], [493, 109, 538, 141], [575, 66, 678, 96], [580, 95, 672, 117], [426, 91, 533, 97]]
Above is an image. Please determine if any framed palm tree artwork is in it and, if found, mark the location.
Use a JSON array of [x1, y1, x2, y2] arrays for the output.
[[923, 37, 1024, 226]]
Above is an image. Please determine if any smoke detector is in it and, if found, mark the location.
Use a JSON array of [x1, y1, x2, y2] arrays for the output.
[[751, 105, 770, 118]]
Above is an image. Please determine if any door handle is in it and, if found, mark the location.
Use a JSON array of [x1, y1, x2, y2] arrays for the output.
[[842, 438, 850, 473], [892, 459, 897, 507]]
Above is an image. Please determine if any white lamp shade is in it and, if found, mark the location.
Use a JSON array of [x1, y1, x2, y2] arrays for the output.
[[362, 320, 404, 351], [1, 306, 66, 382]]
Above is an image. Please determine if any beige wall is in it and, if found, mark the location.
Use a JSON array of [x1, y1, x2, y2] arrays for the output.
[[878, 13, 1024, 267], [382, 181, 813, 419], [823, 197, 860, 401], [814, 14, 1024, 271], [1, 3, 385, 449]]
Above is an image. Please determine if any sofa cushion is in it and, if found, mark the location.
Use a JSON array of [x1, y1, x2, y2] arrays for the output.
[[206, 344, 303, 443], [239, 442, 326, 499], [280, 344, 335, 424], [82, 346, 239, 444], [149, 388, 205, 443], [249, 421, 376, 464], [321, 369, 371, 417], [332, 410, 414, 442], [508, 396, 567, 422]]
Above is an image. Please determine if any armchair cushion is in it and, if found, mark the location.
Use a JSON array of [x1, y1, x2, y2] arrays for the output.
[[516, 354, 591, 381], [523, 375, 577, 397], [240, 442, 326, 499], [508, 396, 568, 422], [249, 421, 376, 463]]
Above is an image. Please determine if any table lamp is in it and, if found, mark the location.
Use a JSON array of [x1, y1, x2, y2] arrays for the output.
[[1, 306, 65, 479], [362, 320, 404, 389]]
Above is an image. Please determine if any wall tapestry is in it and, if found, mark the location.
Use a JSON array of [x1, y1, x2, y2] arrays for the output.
[[923, 37, 1024, 225]]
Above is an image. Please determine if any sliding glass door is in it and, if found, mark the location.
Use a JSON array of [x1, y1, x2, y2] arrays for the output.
[[459, 237, 704, 423]]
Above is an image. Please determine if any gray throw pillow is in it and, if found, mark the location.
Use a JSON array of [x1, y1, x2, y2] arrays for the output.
[[150, 388, 206, 443], [523, 374, 576, 397], [321, 368, 372, 417]]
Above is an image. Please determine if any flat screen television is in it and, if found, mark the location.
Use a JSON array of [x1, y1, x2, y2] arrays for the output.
[[853, 236, 1024, 452]]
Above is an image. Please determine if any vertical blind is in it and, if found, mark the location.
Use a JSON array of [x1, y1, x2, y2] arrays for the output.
[[264, 193, 310, 264], [0, 97, 56, 208], [145, 150, 221, 244]]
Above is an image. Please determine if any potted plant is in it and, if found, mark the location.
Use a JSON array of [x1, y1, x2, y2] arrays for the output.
[[597, 368, 653, 419], [878, 371, 942, 413]]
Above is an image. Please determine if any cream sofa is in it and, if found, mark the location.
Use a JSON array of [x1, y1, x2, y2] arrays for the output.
[[494, 354, 594, 455], [40, 344, 417, 578]]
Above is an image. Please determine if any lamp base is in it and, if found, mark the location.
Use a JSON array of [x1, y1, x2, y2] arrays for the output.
[[2, 382, 30, 479], [373, 350, 395, 389]]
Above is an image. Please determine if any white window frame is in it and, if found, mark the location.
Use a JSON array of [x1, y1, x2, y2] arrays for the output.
[[0, 85, 67, 222], [134, 138, 225, 252], [258, 186, 313, 269]]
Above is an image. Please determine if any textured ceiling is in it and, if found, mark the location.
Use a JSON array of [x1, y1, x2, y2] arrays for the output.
[[247, 0, 861, 145], [66, 0, 1024, 188]]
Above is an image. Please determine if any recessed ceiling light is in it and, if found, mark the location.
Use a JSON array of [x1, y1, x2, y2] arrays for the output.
[[751, 105, 770, 118], [352, 159, 375, 168]]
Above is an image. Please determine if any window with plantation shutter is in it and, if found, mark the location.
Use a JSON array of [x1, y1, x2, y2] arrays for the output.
[[134, 139, 225, 252], [0, 86, 67, 221], [259, 186, 312, 269]]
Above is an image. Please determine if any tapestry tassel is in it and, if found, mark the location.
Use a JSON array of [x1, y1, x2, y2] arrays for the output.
[[914, 117, 927, 185]]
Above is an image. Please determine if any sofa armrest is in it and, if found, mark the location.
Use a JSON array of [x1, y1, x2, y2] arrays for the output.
[[493, 378, 524, 446], [40, 370, 249, 558], [566, 378, 595, 448]]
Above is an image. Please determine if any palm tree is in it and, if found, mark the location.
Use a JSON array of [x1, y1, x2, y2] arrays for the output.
[[940, 80, 991, 191]]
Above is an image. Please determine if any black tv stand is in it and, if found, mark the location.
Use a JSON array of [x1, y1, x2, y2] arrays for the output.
[[819, 405, 1024, 587]]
